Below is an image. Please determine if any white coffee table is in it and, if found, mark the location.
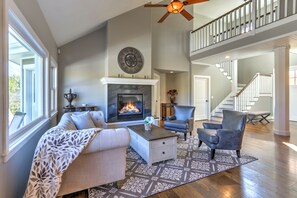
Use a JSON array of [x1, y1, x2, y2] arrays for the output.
[[127, 124, 177, 166]]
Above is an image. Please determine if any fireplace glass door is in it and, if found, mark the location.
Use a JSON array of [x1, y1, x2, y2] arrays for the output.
[[117, 94, 143, 120]]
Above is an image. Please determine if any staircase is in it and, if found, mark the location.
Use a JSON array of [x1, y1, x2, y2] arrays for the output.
[[211, 84, 245, 121], [211, 73, 273, 121]]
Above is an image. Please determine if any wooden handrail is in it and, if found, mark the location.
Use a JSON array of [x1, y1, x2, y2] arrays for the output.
[[236, 73, 259, 97], [236, 73, 272, 97], [191, 0, 252, 33]]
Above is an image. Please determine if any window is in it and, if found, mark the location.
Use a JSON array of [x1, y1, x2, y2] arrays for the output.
[[2, 0, 51, 162], [8, 26, 43, 137], [50, 59, 57, 115], [290, 67, 297, 86]]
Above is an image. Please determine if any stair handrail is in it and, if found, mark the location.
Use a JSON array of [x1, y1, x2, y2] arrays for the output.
[[191, 0, 253, 34], [236, 73, 259, 97]]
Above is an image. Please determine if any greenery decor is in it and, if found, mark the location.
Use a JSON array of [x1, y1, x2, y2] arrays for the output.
[[167, 89, 178, 103]]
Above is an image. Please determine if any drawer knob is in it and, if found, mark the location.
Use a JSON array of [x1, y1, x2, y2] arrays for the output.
[[162, 152, 165, 154], [163, 142, 165, 144]]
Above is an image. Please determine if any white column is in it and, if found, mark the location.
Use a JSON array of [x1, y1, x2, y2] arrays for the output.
[[273, 46, 290, 136]]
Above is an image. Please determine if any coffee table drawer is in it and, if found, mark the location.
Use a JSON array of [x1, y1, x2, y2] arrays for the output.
[[151, 146, 175, 162], [151, 138, 175, 148]]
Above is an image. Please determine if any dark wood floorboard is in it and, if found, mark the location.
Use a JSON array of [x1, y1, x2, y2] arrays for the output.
[[63, 121, 297, 198]]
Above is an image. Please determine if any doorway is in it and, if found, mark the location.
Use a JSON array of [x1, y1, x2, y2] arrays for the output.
[[193, 75, 210, 120]]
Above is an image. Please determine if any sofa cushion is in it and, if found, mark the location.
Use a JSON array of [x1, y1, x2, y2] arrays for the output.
[[197, 128, 219, 144], [58, 113, 77, 130], [71, 112, 96, 130]]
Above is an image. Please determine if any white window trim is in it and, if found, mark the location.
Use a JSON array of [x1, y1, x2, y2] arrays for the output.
[[2, 0, 51, 163], [50, 57, 58, 116]]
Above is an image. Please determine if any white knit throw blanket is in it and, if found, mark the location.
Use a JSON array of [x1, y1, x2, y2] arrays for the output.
[[24, 126, 100, 198]]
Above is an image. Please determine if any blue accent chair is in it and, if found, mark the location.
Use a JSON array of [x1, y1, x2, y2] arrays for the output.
[[164, 105, 195, 141], [197, 110, 247, 159]]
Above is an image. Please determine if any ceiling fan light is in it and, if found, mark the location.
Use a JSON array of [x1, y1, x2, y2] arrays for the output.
[[167, 1, 184, 14]]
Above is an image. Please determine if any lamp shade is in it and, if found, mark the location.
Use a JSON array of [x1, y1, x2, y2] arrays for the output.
[[167, 1, 184, 13]]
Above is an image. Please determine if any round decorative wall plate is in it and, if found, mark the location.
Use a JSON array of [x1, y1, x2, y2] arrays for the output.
[[117, 47, 144, 74]]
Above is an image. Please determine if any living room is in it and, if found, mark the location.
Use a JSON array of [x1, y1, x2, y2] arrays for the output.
[[1, 0, 297, 197]]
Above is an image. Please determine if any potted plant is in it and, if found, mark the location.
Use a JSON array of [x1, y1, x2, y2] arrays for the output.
[[167, 89, 178, 103]]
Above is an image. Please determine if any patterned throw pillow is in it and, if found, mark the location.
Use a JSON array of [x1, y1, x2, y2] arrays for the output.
[[71, 112, 96, 130]]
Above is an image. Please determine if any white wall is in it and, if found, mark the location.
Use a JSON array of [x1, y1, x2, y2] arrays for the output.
[[107, 6, 152, 78]]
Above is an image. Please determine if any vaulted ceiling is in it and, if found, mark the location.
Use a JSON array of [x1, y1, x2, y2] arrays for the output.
[[37, 0, 244, 47]]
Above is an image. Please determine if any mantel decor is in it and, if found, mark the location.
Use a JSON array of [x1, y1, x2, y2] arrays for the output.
[[167, 89, 178, 103], [117, 47, 144, 74], [64, 89, 77, 107]]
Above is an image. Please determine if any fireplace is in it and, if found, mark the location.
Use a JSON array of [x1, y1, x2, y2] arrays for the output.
[[106, 84, 152, 123], [117, 94, 143, 119]]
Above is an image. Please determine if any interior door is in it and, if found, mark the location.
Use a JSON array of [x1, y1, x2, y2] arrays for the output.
[[194, 76, 210, 120]]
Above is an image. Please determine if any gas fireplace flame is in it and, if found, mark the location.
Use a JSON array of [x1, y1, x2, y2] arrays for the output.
[[119, 101, 140, 114]]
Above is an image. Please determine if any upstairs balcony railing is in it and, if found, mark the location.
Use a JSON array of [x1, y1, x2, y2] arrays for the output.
[[190, 0, 297, 54]]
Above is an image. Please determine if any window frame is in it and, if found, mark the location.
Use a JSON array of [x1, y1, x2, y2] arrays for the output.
[[50, 57, 58, 116], [290, 66, 297, 86], [2, 0, 50, 162]]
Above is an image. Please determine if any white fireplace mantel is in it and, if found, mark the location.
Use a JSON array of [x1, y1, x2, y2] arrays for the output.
[[101, 77, 158, 85]]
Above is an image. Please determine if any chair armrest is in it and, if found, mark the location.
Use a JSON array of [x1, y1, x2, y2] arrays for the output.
[[216, 129, 243, 149], [203, 123, 222, 129], [83, 128, 130, 154], [166, 115, 176, 121]]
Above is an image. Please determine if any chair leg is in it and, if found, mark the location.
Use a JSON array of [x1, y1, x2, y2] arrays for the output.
[[190, 131, 192, 136], [198, 140, 202, 148], [236, 150, 241, 158], [211, 149, 215, 159], [184, 133, 187, 141]]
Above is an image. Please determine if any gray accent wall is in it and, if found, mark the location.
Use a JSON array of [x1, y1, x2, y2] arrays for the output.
[[152, 5, 193, 72], [192, 64, 232, 111], [166, 73, 190, 105], [106, 6, 152, 78], [0, 0, 4, 196], [238, 53, 274, 84], [58, 28, 107, 117]]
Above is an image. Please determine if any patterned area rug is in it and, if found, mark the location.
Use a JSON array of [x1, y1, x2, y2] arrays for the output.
[[88, 136, 257, 198]]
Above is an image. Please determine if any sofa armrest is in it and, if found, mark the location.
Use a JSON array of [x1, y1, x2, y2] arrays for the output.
[[166, 115, 176, 120], [186, 117, 194, 132], [203, 123, 222, 130], [83, 128, 130, 154]]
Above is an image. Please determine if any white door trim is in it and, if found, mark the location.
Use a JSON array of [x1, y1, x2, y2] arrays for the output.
[[193, 75, 211, 120]]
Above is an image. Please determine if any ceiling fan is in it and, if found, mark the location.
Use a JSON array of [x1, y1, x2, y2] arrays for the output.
[[144, 0, 209, 23]]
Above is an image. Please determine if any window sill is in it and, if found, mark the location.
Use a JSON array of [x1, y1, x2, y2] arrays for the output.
[[2, 118, 50, 163]]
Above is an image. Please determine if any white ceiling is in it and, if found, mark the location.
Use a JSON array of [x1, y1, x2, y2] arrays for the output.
[[37, 0, 245, 47], [37, 0, 162, 46], [194, 0, 246, 19]]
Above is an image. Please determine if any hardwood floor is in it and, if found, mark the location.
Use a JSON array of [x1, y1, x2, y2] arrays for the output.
[[64, 121, 297, 198]]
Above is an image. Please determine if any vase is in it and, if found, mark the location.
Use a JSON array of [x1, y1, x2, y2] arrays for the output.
[[170, 96, 175, 103], [144, 123, 152, 131]]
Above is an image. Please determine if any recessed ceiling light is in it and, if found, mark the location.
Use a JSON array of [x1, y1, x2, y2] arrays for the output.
[[170, 71, 174, 73], [225, 55, 230, 59]]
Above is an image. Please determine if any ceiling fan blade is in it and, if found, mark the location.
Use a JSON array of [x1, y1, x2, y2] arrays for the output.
[[180, 9, 193, 21], [183, 0, 209, 5], [158, 12, 170, 23], [144, 4, 168, 7]]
